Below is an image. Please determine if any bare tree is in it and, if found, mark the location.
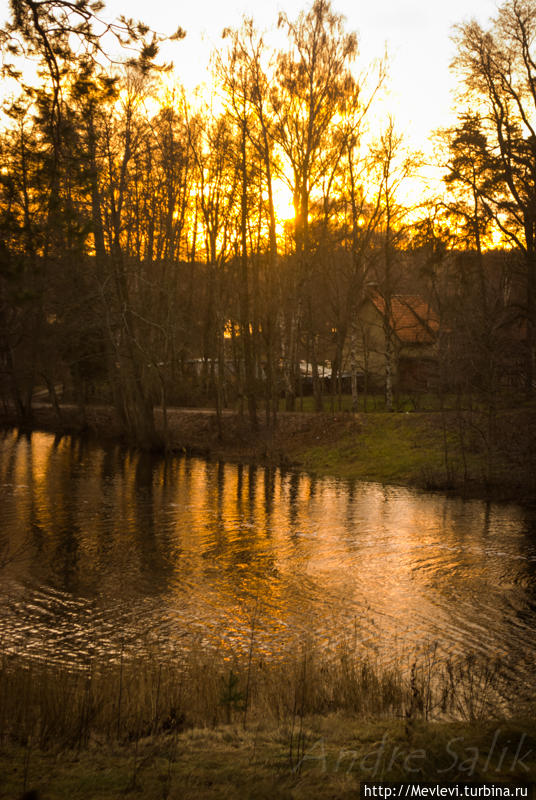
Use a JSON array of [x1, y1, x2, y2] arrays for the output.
[[272, 0, 358, 409], [370, 119, 419, 411]]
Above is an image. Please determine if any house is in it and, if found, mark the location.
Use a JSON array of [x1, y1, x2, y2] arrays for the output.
[[347, 293, 440, 392]]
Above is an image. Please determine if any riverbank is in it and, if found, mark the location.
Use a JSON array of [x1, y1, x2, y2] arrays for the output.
[[2, 717, 535, 799], [1, 641, 534, 799], [1, 403, 535, 503]]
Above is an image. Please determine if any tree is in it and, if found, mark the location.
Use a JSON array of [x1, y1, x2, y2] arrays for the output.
[[369, 119, 418, 411], [2, 0, 180, 216], [216, 25, 263, 430], [0, 0, 184, 446], [324, 68, 385, 412], [272, 0, 358, 409], [440, 116, 514, 406], [185, 101, 239, 434], [452, 0, 536, 394]]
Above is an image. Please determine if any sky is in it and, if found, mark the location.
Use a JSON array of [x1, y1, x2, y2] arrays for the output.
[[95, 0, 500, 149], [0, 0, 499, 155]]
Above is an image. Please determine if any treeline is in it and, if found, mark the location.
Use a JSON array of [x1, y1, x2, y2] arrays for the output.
[[0, 0, 534, 448]]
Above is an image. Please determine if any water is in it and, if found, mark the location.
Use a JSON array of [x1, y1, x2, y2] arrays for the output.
[[1, 428, 535, 700]]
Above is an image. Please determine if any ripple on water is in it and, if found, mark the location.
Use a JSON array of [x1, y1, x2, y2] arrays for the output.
[[0, 430, 534, 701]]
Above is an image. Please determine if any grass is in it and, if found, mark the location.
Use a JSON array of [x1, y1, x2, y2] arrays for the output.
[[290, 413, 466, 486], [179, 392, 536, 500], [1, 717, 535, 798], [278, 391, 529, 415], [285, 406, 536, 499], [1, 644, 499, 749], [0, 638, 534, 797], [280, 393, 441, 414], [2, 395, 536, 502]]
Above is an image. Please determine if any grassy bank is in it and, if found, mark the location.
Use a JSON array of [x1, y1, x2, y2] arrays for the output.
[[290, 410, 536, 498], [2, 717, 535, 799], [2, 402, 535, 502], [1, 642, 534, 799]]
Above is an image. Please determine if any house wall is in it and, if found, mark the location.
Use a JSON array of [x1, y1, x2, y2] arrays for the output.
[[344, 300, 439, 392], [346, 301, 386, 385]]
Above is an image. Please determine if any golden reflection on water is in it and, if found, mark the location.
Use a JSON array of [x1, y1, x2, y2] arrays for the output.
[[0, 429, 534, 675]]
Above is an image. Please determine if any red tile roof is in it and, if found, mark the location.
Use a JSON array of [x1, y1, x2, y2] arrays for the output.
[[371, 294, 440, 344]]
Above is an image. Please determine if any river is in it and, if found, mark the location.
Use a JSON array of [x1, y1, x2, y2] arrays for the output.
[[1, 428, 535, 704]]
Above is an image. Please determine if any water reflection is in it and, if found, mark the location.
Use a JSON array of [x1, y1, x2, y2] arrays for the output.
[[0, 428, 535, 693]]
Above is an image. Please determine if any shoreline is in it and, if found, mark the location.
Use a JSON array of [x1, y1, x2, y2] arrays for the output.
[[1, 403, 535, 505]]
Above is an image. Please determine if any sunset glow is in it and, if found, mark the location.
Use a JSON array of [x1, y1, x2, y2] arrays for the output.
[[273, 181, 295, 227]]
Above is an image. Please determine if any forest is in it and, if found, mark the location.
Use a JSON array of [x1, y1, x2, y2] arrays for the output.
[[0, 0, 534, 450]]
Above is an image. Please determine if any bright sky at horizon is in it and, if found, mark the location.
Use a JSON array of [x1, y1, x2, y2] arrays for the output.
[[0, 0, 499, 154]]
